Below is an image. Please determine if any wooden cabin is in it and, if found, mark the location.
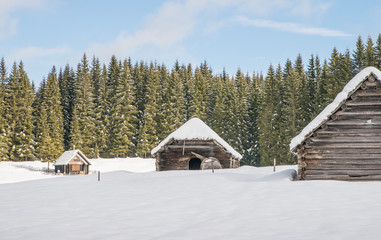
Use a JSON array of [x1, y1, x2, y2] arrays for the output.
[[54, 150, 91, 175], [290, 67, 381, 180], [151, 118, 242, 171]]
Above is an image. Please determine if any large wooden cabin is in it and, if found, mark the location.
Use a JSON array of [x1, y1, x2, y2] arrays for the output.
[[54, 150, 91, 175], [151, 118, 242, 171], [290, 67, 381, 180]]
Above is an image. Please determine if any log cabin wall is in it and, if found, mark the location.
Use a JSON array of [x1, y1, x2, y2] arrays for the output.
[[299, 76, 381, 180], [156, 140, 239, 171]]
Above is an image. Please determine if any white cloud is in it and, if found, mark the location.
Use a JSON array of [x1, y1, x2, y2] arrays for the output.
[[236, 16, 351, 37], [87, 0, 205, 61], [87, 0, 339, 62], [0, 0, 48, 39]]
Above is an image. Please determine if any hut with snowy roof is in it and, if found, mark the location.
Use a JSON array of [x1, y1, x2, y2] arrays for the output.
[[290, 67, 381, 180], [54, 150, 91, 175], [151, 118, 242, 171]]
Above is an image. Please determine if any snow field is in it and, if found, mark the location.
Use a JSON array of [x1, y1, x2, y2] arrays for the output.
[[1, 162, 381, 239], [0, 158, 156, 184]]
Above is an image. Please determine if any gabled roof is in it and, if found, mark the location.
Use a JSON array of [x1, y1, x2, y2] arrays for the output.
[[54, 150, 91, 166], [290, 67, 381, 152], [151, 118, 243, 160]]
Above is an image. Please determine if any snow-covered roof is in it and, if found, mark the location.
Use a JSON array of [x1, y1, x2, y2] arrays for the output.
[[290, 66, 381, 152], [151, 118, 243, 160], [54, 150, 91, 166]]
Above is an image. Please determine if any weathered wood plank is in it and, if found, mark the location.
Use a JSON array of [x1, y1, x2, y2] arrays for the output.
[[166, 145, 217, 149], [304, 174, 381, 181], [309, 137, 381, 143], [304, 159, 381, 165], [305, 169, 381, 176], [304, 153, 381, 159], [305, 142, 381, 149], [305, 165, 381, 170], [304, 148, 381, 154], [314, 132, 381, 137], [335, 111, 381, 116], [346, 102, 381, 106], [355, 91, 381, 97]]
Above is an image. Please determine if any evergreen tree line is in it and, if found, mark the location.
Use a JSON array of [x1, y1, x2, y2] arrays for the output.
[[1, 35, 380, 165]]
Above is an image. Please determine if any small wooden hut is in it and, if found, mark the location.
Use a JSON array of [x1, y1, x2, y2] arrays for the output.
[[151, 118, 242, 171], [54, 150, 91, 175], [290, 67, 381, 180]]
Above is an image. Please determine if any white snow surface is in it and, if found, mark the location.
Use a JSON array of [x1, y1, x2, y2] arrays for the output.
[[2, 164, 381, 239], [290, 66, 381, 152], [151, 118, 243, 159], [0, 158, 155, 184]]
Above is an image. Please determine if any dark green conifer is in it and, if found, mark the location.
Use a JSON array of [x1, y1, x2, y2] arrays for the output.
[[353, 35, 366, 72]]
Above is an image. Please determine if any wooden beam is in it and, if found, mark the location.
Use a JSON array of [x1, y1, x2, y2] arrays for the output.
[[346, 101, 381, 106], [309, 136, 381, 143], [166, 145, 217, 149]]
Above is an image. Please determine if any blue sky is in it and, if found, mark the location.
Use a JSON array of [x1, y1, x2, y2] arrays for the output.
[[1, 0, 380, 85]]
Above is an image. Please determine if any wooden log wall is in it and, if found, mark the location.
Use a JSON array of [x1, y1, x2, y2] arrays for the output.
[[299, 76, 381, 180], [156, 140, 239, 171]]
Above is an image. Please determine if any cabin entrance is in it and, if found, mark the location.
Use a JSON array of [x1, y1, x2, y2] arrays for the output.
[[189, 158, 201, 170]]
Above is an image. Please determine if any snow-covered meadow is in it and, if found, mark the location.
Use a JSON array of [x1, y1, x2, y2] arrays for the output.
[[1, 159, 381, 239]]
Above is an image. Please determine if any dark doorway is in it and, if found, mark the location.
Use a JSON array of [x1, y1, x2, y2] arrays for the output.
[[189, 158, 201, 170]]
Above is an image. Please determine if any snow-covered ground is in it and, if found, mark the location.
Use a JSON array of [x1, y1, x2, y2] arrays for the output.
[[0, 158, 156, 184], [1, 160, 381, 239]]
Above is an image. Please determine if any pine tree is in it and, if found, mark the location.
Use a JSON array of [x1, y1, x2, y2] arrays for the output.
[[258, 64, 281, 166], [70, 54, 96, 157], [274, 64, 291, 165], [181, 63, 194, 120], [91, 57, 108, 157], [35, 102, 52, 161], [8, 62, 35, 161], [326, 47, 342, 101], [375, 34, 381, 69], [314, 56, 323, 113], [0, 58, 10, 160], [208, 74, 226, 137], [295, 55, 309, 128], [59, 65, 76, 150], [188, 64, 209, 119], [353, 35, 366, 72], [136, 63, 160, 157], [244, 73, 261, 166], [284, 65, 300, 143], [339, 50, 354, 85], [133, 61, 149, 147], [158, 64, 185, 140], [306, 55, 318, 121], [365, 36, 375, 67], [109, 59, 137, 157], [232, 69, 250, 162], [319, 59, 330, 108], [35, 67, 64, 161], [45, 67, 64, 159]]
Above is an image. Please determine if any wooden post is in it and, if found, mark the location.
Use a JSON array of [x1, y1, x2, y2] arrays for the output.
[[273, 159, 276, 172], [212, 160, 215, 173], [98, 171, 100, 181], [182, 140, 185, 155]]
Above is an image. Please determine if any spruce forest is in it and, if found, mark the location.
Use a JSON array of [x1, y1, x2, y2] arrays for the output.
[[1, 35, 380, 166]]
